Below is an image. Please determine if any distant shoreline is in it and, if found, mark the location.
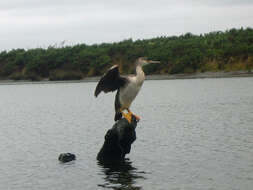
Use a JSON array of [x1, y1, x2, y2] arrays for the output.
[[0, 71, 252, 85], [145, 70, 253, 80]]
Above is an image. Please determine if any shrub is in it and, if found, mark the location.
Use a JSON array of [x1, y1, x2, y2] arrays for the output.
[[8, 72, 25, 80], [49, 70, 83, 81]]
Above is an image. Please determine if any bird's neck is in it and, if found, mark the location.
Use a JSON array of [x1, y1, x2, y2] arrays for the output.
[[135, 65, 145, 86]]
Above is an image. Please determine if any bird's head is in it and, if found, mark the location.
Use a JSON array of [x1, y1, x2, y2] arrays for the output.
[[136, 57, 160, 67]]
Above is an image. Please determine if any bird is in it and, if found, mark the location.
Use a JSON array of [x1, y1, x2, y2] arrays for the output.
[[94, 57, 160, 123]]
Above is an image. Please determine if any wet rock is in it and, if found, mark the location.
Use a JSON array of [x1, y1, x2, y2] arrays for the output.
[[97, 116, 138, 162], [58, 153, 76, 163]]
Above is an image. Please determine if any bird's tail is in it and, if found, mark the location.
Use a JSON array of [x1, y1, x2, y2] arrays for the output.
[[114, 111, 122, 121]]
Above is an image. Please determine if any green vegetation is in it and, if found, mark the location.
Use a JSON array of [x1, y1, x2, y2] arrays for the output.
[[0, 27, 253, 81]]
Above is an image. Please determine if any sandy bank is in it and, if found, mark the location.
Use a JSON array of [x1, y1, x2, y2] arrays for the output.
[[0, 71, 252, 85]]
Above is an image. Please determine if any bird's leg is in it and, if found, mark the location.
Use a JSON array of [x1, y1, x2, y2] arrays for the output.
[[127, 108, 140, 121], [120, 108, 132, 123]]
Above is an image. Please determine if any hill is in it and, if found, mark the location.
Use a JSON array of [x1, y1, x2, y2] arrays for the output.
[[0, 27, 252, 81]]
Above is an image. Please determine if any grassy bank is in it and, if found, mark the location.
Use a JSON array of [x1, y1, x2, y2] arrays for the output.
[[1, 27, 253, 81]]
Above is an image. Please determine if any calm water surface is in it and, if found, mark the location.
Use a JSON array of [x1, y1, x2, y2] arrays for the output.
[[0, 78, 253, 190]]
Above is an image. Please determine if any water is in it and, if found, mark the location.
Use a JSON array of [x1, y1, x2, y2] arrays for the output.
[[0, 78, 253, 190]]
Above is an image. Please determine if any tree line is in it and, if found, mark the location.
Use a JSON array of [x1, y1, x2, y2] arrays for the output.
[[0, 27, 252, 81]]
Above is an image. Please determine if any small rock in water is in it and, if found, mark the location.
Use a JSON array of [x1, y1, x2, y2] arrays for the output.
[[58, 153, 76, 163]]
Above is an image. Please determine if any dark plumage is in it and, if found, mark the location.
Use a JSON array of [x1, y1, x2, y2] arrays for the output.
[[94, 65, 128, 121], [94, 65, 127, 97], [114, 91, 122, 121]]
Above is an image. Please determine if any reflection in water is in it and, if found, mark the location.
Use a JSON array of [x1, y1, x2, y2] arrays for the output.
[[97, 159, 146, 190]]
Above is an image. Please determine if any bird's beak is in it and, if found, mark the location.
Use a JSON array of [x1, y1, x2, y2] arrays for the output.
[[147, 60, 160, 64]]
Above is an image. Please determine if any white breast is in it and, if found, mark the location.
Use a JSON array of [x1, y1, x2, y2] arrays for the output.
[[119, 74, 145, 109]]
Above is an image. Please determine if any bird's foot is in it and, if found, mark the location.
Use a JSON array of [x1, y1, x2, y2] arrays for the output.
[[122, 112, 140, 123], [133, 114, 141, 122], [122, 112, 132, 123]]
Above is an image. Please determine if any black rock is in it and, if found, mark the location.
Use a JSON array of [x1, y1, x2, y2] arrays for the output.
[[58, 153, 76, 163], [97, 116, 138, 162]]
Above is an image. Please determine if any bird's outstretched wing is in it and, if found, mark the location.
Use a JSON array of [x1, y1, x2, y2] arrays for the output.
[[94, 65, 127, 97]]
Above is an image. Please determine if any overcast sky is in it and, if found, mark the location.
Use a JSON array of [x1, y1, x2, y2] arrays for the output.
[[0, 0, 253, 51]]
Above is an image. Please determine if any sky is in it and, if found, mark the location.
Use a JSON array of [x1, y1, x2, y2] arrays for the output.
[[0, 0, 253, 51]]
